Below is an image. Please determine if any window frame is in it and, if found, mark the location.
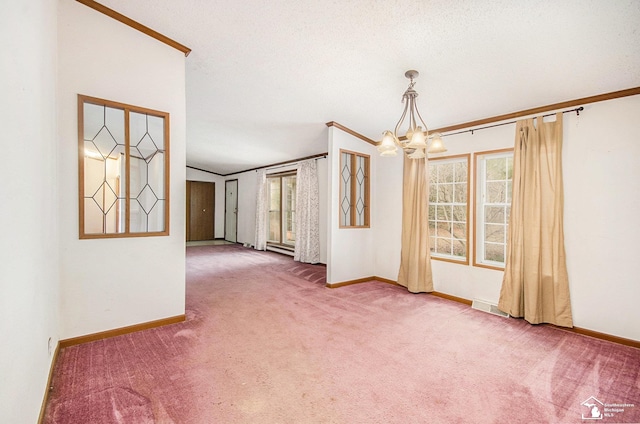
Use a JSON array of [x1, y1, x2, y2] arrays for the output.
[[473, 148, 514, 270], [339, 149, 370, 228], [266, 171, 297, 248], [428, 154, 471, 264], [78, 94, 170, 239]]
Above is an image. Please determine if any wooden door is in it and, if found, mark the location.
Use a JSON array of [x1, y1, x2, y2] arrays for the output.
[[186, 181, 215, 241]]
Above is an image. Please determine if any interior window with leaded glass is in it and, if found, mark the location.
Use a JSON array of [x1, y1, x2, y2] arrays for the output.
[[79, 95, 169, 239], [339, 150, 370, 228]]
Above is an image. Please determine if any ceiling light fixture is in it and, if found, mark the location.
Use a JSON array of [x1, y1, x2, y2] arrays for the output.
[[377, 70, 447, 159]]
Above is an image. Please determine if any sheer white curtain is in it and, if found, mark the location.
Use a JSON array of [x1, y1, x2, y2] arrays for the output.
[[254, 169, 267, 250], [294, 159, 320, 263]]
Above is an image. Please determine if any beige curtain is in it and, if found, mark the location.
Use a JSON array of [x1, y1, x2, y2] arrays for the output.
[[397, 155, 433, 293], [498, 113, 573, 327]]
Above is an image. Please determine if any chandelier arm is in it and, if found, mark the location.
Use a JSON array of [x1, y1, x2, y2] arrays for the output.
[[408, 96, 417, 131], [413, 104, 429, 135], [393, 100, 410, 145]]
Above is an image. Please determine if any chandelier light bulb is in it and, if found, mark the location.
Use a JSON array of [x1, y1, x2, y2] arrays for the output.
[[407, 126, 427, 149]]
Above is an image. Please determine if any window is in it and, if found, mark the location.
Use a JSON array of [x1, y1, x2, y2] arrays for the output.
[[428, 155, 470, 263], [267, 173, 296, 247], [339, 150, 370, 227], [474, 149, 513, 269], [79, 95, 169, 238]]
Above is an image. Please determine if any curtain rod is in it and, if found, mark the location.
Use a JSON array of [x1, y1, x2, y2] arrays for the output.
[[260, 155, 327, 172], [442, 107, 584, 138]]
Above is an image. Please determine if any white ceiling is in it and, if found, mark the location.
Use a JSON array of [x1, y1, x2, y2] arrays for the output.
[[99, 0, 640, 175]]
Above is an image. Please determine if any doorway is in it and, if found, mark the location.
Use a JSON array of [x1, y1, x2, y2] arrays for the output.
[[186, 181, 215, 241], [225, 179, 238, 243]]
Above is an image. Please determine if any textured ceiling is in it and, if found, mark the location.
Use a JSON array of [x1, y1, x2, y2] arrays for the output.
[[98, 0, 640, 175]]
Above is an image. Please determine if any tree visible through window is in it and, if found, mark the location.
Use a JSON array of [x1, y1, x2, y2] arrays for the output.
[[267, 173, 296, 247], [475, 149, 513, 268], [428, 155, 470, 262]]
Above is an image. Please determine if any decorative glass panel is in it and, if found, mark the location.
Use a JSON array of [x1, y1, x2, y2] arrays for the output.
[[340, 152, 352, 226], [355, 155, 366, 226], [79, 95, 169, 238], [82, 103, 126, 235], [339, 150, 369, 228]]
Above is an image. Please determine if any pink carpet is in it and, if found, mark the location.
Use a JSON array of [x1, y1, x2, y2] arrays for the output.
[[44, 244, 640, 423]]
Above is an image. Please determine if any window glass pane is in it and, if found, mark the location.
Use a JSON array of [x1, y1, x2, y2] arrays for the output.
[[452, 223, 466, 239], [436, 205, 449, 220], [485, 224, 505, 243], [437, 237, 452, 255], [438, 183, 453, 202], [486, 157, 506, 180], [452, 205, 466, 222], [268, 178, 281, 242], [453, 240, 466, 257], [454, 183, 466, 203], [486, 181, 506, 203], [428, 185, 437, 202], [484, 206, 505, 224], [283, 176, 296, 245], [454, 161, 467, 182], [355, 155, 366, 226], [485, 243, 505, 263], [476, 151, 513, 268], [340, 152, 352, 226], [428, 157, 469, 261], [437, 163, 454, 183], [436, 221, 451, 236]]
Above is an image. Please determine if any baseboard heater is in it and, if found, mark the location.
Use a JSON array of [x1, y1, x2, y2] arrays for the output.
[[471, 299, 510, 318]]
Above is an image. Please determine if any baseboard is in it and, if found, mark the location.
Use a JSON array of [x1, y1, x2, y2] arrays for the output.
[[547, 324, 640, 349], [431, 291, 473, 306], [326, 276, 639, 348], [59, 314, 186, 348], [37, 340, 61, 424], [326, 276, 376, 288]]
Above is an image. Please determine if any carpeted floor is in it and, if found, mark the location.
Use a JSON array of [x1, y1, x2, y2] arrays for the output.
[[44, 244, 640, 423]]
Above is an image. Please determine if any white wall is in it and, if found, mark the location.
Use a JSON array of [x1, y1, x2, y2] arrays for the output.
[[57, 0, 187, 338], [369, 95, 640, 341], [372, 150, 403, 281], [563, 96, 640, 340], [186, 168, 226, 238], [0, 1, 60, 422], [327, 127, 379, 283]]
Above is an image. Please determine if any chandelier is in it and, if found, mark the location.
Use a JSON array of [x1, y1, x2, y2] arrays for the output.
[[377, 70, 447, 159]]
